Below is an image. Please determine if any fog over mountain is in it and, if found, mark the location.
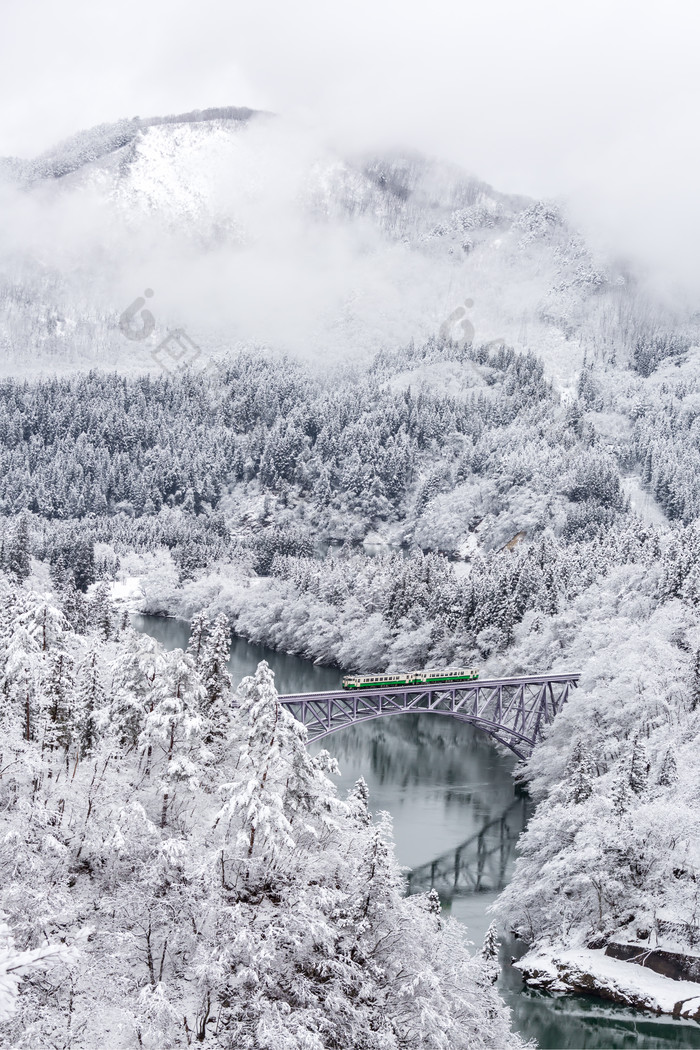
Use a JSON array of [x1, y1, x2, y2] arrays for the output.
[[2, 106, 695, 385], [5, 1, 700, 305]]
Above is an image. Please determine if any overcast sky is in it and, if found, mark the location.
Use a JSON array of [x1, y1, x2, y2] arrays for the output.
[[3, 0, 700, 293]]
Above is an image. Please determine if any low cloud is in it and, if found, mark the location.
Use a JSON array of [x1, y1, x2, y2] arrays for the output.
[[1, 0, 699, 329]]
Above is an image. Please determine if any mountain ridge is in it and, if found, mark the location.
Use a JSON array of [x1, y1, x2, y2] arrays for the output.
[[0, 106, 693, 384], [0, 106, 265, 184]]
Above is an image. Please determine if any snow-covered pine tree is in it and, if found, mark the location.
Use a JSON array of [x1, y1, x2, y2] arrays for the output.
[[41, 651, 74, 752], [73, 649, 105, 755], [186, 611, 210, 669], [612, 770, 630, 818], [109, 632, 167, 748], [200, 613, 232, 742], [0, 595, 49, 742], [62, 580, 88, 634], [629, 737, 649, 795], [90, 582, 113, 641], [138, 649, 205, 828], [214, 661, 296, 889], [6, 516, 30, 582], [347, 775, 372, 827], [480, 920, 501, 983], [566, 738, 594, 804], [658, 747, 678, 786]]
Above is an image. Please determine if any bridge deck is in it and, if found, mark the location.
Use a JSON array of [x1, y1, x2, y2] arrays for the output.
[[278, 673, 579, 703]]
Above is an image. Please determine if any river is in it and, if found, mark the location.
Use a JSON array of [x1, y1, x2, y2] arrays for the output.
[[131, 614, 700, 1050]]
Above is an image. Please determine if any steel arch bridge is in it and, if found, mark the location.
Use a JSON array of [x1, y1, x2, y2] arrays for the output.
[[278, 673, 580, 759]]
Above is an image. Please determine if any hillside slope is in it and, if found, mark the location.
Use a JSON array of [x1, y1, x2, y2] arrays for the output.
[[0, 107, 670, 382]]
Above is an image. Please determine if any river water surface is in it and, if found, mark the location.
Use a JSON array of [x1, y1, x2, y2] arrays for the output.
[[132, 614, 700, 1050]]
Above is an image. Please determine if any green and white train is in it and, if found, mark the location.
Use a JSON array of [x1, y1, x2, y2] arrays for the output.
[[341, 668, 480, 690]]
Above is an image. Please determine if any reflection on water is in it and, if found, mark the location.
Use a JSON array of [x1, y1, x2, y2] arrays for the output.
[[132, 615, 700, 1049], [310, 715, 523, 873], [508, 992, 700, 1049], [405, 796, 527, 897]]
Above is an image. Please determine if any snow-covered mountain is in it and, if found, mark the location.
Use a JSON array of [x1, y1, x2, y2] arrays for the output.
[[1, 106, 678, 382]]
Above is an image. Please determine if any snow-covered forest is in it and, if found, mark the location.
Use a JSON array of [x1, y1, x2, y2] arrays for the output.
[[4, 326, 700, 986], [3, 100, 700, 1045], [0, 572, 521, 1047]]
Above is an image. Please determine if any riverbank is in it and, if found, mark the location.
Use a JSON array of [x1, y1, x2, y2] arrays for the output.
[[131, 611, 700, 1048], [517, 946, 700, 1024]]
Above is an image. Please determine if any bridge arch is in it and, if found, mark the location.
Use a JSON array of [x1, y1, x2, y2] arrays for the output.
[[298, 708, 538, 758], [278, 673, 580, 760]]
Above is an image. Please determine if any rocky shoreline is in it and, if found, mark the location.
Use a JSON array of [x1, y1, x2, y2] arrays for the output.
[[516, 945, 700, 1024]]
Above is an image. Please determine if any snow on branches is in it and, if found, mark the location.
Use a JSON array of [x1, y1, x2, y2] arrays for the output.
[[0, 578, 521, 1049]]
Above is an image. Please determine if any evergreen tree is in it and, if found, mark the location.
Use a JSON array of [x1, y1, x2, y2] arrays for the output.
[[200, 613, 232, 731], [139, 649, 205, 828], [658, 747, 678, 787], [186, 611, 210, 669], [90, 582, 113, 641], [566, 739, 594, 804], [110, 632, 166, 748], [629, 738, 649, 796], [73, 649, 105, 755], [7, 515, 30, 582], [216, 661, 296, 886], [42, 651, 74, 751], [611, 771, 630, 818], [62, 581, 88, 635], [347, 776, 372, 827], [480, 921, 501, 983], [426, 886, 442, 920]]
